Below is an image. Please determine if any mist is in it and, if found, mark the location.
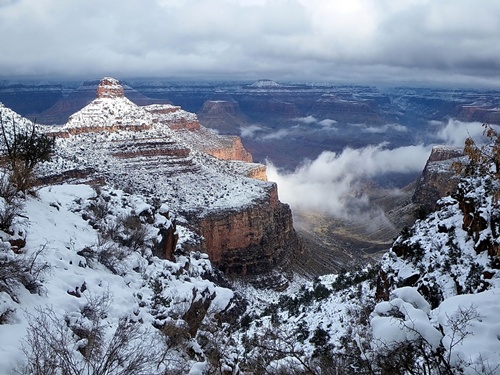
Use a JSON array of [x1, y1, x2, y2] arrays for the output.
[[267, 143, 431, 221], [434, 119, 491, 146], [266, 117, 500, 225]]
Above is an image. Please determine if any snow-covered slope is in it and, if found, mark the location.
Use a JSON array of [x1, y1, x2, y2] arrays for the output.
[[40, 80, 270, 217], [218, 156, 500, 373]]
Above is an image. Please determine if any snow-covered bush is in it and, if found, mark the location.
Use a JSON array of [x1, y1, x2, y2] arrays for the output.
[[0, 116, 55, 193], [0, 244, 50, 301], [21, 295, 164, 375]]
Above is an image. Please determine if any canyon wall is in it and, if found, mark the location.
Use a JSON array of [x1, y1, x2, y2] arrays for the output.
[[413, 146, 465, 211], [196, 183, 301, 275]]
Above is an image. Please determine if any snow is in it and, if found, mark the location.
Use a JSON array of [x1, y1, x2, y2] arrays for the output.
[[3, 83, 500, 373], [37, 91, 272, 218], [372, 288, 442, 350], [438, 289, 500, 373], [0, 184, 234, 373]]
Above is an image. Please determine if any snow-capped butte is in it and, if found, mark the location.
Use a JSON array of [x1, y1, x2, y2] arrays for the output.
[[249, 79, 281, 88]]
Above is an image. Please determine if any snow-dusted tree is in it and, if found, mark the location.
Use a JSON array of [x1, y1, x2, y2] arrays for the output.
[[454, 124, 500, 182], [21, 293, 164, 375], [0, 114, 54, 192]]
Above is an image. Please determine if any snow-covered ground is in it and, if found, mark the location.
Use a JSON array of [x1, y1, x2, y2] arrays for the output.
[[0, 184, 234, 374]]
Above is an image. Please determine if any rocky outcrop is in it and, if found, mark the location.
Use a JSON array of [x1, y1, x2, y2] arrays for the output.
[[204, 136, 253, 163], [413, 146, 465, 211], [245, 164, 267, 181], [197, 183, 301, 275], [454, 181, 500, 257], [144, 104, 200, 131], [97, 77, 124, 98], [37, 78, 295, 279]]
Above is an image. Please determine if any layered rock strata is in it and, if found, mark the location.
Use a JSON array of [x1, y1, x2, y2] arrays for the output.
[[38, 78, 298, 277], [197, 183, 298, 274]]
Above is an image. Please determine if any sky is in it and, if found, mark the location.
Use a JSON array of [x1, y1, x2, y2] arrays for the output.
[[1, 0, 500, 86]]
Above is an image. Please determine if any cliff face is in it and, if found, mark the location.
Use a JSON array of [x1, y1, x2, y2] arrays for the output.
[[37, 78, 292, 277], [412, 146, 465, 210], [197, 184, 301, 275], [204, 136, 253, 163]]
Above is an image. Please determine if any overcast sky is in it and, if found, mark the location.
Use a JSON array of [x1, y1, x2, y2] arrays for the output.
[[1, 0, 499, 86]]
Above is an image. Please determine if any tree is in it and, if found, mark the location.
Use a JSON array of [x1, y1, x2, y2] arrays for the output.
[[0, 114, 55, 192], [454, 124, 500, 180], [21, 293, 164, 375]]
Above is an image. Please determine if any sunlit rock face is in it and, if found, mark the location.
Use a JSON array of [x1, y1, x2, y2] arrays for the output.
[[197, 183, 301, 275]]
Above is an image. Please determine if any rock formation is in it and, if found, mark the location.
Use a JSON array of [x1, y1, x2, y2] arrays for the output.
[[37, 78, 299, 278], [203, 136, 253, 163], [412, 146, 466, 211], [197, 183, 298, 275], [96, 77, 125, 98]]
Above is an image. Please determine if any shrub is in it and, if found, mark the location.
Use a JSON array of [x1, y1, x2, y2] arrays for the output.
[[0, 115, 55, 192], [0, 196, 22, 233], [21, 296, 163, 375], [0, 244, 50, 300], [97, 242, 129, 275]]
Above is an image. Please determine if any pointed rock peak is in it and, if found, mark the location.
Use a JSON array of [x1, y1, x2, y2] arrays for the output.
[[96, 77, 124, 99]]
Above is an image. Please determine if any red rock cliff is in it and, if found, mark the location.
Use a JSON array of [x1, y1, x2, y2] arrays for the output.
[[197, 183, 301, 275], [205, 136, 253, 163]]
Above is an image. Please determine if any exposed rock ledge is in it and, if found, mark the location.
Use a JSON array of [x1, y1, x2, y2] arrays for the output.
[[197, 183, 301, 275], [413, 146, 466, 211]]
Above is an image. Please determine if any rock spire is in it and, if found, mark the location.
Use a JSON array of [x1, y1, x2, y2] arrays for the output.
[[96, 77, 124, 99]]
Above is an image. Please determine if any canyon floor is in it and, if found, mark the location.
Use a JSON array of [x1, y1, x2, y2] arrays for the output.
[[291, 182, 417, 276]]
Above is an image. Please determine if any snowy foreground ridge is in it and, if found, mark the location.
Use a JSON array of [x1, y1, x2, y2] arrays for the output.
[[0, 185, 234, 374]]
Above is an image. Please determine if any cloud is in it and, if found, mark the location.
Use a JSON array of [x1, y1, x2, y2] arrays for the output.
[[433, 119, 486, 146], [1, 0, 500, 85], [318, 119, 337, 127], [261, 128, 292, 140], [294, 116, 338, 129], [267, 143, 431, 220], [294, 115, 318, 124], [240, 124, 262, 138], [362, 123, 407, 134]]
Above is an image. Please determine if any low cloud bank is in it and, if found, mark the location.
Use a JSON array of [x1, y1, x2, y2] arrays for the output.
[[267, 144, 431, 221], [240, 125, 262, 138], [268, 119, 499, 221], [362, 123, 407, 134], [433, 119, 486, 146]]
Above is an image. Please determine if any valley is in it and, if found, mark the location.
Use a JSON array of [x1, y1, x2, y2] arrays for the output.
[[1, 78, 496, 276]]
